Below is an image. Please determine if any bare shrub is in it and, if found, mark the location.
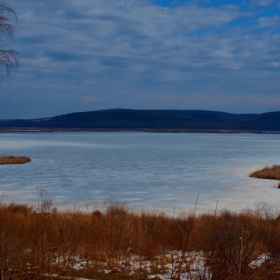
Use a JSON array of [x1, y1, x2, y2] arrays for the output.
[[0, 198, 279, 279], [0, 156, 31, 165], [250, 165, 280, 180]]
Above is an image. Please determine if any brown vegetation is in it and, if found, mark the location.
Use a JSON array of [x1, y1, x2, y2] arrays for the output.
[[0, 197, 280, 279], [249, 165, 280, 180], [0, 156, 31, 165]]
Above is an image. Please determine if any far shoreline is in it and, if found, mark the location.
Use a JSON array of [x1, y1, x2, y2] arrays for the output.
[[1, 127, 280, 134]]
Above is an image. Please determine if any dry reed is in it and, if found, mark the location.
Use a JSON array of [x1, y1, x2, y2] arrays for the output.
[[249, 165, 280, 180], [0, 198, 279, 279], [0, 156, 31, 165]]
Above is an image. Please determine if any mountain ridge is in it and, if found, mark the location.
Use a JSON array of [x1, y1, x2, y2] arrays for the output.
[[1, 109, 280, 131]]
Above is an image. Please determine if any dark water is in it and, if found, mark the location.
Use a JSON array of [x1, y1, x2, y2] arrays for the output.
[[1, 132, 279, 214]]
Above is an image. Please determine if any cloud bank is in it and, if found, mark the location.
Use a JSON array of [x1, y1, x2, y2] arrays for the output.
[[1, 0, 280, 118]]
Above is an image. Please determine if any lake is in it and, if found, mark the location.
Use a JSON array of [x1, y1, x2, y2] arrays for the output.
[[0, 132, 279, 214]]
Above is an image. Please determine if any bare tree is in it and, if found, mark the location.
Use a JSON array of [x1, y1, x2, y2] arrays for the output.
[[0, 1, 18, 76]]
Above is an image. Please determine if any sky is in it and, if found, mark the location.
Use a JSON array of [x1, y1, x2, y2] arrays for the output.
[[1, 0, 280, 118]]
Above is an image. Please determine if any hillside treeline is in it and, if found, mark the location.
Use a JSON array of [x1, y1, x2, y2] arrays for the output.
[[3, 109, 280, 131]]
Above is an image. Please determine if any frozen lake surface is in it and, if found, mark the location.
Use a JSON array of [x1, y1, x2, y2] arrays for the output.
[[0, 132, 280, 214]]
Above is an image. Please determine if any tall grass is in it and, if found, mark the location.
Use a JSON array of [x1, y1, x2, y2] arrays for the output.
[[250, 165, 280, 180], [0, 198, 280, 279], [0, 156, 31, 165]]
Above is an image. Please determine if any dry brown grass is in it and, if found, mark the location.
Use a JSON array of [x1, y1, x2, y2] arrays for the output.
[[0, 156, 31, 165], [249, 165, 280, 180], [0, 198, 279, 279]]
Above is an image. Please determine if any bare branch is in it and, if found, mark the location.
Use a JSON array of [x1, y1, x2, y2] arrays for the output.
[[0, 1, 18, 76]]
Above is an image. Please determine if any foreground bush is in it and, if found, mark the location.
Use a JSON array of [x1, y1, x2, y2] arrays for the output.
[[0, 156, 31, 165], [0, 200, 280, 279]]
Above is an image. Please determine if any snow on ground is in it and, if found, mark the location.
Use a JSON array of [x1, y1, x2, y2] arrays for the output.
[[249, 253, 270, 269], [54, 251, 211, 279], [41, 251, 275, 279]]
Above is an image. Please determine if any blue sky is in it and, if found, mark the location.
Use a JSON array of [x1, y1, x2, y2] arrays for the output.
[[1, 0, 280, 118]]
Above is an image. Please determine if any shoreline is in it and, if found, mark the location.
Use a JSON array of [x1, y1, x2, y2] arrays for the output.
[[1, 127, 280, 134]]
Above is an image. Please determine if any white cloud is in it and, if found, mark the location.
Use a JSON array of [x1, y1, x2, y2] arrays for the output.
[[81, 96, 100, 103], [251, 0, 274, 6], [1, 0, 280, 118], [271, 62, 280, 67], [258, 15, 280, 28]]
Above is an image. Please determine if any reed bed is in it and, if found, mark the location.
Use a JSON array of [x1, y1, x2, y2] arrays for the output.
[[250, 165, 280, 180], [0, 156, 31, 165], [0, 198, 280, 279]]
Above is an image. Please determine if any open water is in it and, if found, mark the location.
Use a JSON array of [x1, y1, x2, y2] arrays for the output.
[[0, 132, 280, 214]]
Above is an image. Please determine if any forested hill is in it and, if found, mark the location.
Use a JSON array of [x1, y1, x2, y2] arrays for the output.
[[1, 109, 280, 131]]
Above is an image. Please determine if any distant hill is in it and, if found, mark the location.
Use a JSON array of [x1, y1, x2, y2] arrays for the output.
[[1, 109, 280, 131]]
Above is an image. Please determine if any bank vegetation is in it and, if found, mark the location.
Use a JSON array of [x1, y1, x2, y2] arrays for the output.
[[0, 195, 280, 280], [250, 165, 280, 181], [0, 156, 31, 165]]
